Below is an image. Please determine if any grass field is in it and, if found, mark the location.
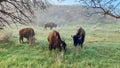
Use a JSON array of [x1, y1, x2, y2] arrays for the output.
[[0, 23, 120, 68]]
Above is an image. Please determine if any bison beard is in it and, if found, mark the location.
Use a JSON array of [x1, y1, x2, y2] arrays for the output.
[[48, 30, 66, 52], [19, 28, 35, 45]]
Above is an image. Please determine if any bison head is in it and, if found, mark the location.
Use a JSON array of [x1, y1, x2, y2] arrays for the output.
[[60, 41, 67, 52], [29, 36, 36, 45], [71, 35, 82, 46]]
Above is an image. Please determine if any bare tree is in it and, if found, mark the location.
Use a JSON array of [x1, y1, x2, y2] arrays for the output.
[[57, 0, 120, 19], [75, 0, 120, 19], [0, 0, 50, 26]]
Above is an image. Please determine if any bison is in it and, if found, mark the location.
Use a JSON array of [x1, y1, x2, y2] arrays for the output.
[[45, 22, 57, 29], [19, 28, 35, 45], [48, 30, 66, 52], [72, 27, 85, 47]]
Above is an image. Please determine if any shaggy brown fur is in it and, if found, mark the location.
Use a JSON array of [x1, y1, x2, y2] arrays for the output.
[[19, 28, 35, 45], [76, 27, 85, 36], [48, 30, 66, 52]]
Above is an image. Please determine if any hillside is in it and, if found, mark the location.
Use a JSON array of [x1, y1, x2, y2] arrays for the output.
[[33, 5, 118, 26]]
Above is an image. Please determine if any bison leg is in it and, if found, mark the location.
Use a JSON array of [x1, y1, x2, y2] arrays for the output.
[[59, 47, 62, 52], [49, 44, 53, 51], [74, 41, 77, 47], [78, 41, 81, 46], [81, 38, 84, 47], [80, 42, 84, 47], [28, 37, 32, 45], [19, 37, 23, 43], [63, 47, 66, 52]]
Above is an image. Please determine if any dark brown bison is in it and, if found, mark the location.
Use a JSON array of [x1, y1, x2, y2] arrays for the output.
[[72, 27, 85, 47], [45, 22, 57, 29], [19, 28, 35, 45], [48, 30, 66, 52]]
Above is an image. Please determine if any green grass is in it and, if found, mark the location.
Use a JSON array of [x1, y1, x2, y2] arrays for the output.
[[0, 23, 120, 68]]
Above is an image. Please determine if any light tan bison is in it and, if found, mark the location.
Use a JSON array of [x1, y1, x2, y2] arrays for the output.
[[48, 30, 66, 52], [19, 28, 35, 45]]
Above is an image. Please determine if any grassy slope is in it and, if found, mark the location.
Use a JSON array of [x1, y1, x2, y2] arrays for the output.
[[0, 23, 120, 68]]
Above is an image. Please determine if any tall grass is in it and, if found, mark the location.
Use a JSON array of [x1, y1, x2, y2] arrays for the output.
[[0, 23, 120, 68]]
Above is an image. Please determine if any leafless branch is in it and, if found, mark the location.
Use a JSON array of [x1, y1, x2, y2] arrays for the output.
[[0, 0, 50, 26], [75, 0, 120, 19]]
